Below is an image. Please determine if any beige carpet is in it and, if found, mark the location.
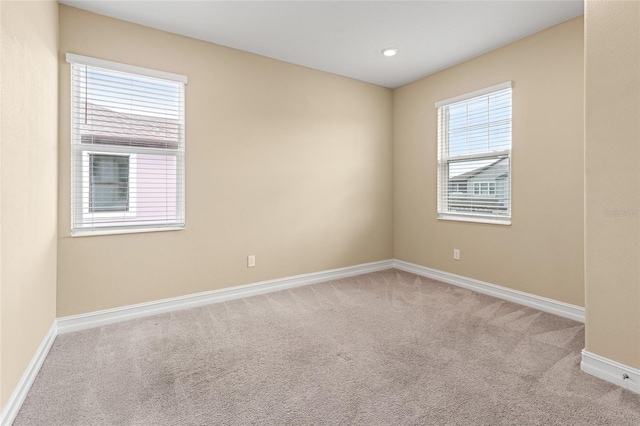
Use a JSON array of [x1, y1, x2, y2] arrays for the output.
[[15, 269, 640, 425]]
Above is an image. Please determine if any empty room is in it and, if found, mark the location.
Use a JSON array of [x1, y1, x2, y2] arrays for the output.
[[1, 0, 639, 424]]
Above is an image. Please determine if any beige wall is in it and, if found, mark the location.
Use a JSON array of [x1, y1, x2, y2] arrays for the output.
[[393, 17, 585, 306], [57, 5, 393, 317], [584, 0, 640, 369], [0, 0, 58, 409]]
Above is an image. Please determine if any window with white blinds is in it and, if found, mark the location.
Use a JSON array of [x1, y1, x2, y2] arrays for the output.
[[436, 82, 512, 224], [67, 54, 187, 235]]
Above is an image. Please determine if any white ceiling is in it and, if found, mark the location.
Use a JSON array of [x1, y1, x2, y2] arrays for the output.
[[60, 1, 584, 89]]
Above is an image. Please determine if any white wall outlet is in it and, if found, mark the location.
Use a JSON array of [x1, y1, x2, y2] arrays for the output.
[[247, 255, 256, 268], [453, 249, 461, 261]]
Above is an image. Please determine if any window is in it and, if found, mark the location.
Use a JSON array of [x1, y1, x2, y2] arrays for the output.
[[436, 81, 512, 224], [89, 154, 129, 212], [472, 182, 496, 196], [67, 54, 187, 235]]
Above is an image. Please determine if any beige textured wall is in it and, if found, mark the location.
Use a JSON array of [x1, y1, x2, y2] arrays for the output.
[[393, 17, 585, 306], [57, 6, 393, 317], [584, 0, 640, 369], [0, 0, 58, 408]]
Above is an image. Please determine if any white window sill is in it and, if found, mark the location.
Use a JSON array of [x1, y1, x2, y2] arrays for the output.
[[71, 226, 185, 237], [438, 214, 511, 226]]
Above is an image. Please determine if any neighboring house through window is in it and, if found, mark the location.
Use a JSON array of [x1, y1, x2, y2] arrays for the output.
[[67, 54, 187, 235], [436, 81, 512, 224]]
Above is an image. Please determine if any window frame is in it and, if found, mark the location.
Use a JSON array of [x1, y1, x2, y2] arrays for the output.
[[67, 53, 187, 237], [435, 81, 512, 225]]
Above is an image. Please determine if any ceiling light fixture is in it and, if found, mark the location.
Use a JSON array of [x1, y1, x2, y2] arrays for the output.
[[382, 48, 398, 57]]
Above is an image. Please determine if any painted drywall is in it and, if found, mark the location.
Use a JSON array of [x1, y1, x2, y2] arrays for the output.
[[0, 0, 58, 409], [584, 0, 640, 369], [57, 5, 393, 317], [393, 17, 585, 306]]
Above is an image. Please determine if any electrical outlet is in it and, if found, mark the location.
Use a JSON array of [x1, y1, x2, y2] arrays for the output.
[[247, 255, 256, 268], [453, 249, 460, 261]]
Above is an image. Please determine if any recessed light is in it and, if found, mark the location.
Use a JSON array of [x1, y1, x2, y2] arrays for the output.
[[382, 48, 398, 57]]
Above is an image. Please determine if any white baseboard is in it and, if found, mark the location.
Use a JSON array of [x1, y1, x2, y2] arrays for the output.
[[581, 350, 640, 394], [57, 259, 585, 334], [393, 259, 585, 323], [1, 321, 57, 426], [57, 259, 395, 334]]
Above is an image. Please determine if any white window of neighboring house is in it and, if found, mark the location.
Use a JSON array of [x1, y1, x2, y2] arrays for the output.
[[473, 182, 496, 196], [436, 81, 512, 224], [81, 152, 137, 222], [67, 54, 187, 236]]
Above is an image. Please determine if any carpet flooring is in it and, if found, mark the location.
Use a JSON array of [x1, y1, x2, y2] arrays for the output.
[[14, 269, 640, 425]]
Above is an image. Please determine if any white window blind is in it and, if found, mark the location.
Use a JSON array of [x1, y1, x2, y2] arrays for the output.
[[436, 82, 512, 224], [68, 54, 186, 235]]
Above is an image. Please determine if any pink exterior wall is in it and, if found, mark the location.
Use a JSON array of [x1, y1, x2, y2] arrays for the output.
[[134, 154, 178, 221]]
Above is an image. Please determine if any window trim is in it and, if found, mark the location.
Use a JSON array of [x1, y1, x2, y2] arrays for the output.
[[68, 53, 187, 236], [436, 81, 512, 226]]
